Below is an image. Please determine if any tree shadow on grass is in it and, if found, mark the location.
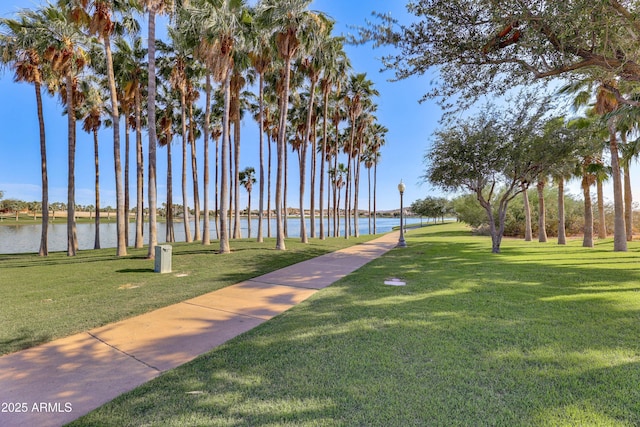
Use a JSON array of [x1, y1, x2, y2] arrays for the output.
[[0, 328, 51, 354], [62, 232, 640, 425]]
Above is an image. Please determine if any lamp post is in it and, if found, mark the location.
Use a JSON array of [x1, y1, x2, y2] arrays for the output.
[[397, 180, 407, 248]]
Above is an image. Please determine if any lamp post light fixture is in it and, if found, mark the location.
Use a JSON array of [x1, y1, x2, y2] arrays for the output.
[[397, 180, 407, 248]]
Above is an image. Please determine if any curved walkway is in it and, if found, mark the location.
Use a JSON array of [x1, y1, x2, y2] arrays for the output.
[[0, 231, 402, 427]]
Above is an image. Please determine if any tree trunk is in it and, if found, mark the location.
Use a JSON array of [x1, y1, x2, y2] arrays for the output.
[[219, 70, 232, 254], [35, 81, 49, 256], [104, 37, 126, 256], [233, 114, 241, 239], [523, 188, 532, 241], [267, 131, 272, 239], [582, 174, 594, 248], [319, 89, 328, 240], [354, 146, 362, 238], [203, 73, 211, 245], [66, 73, 77, 257], [368, 165, 372, 235], [257, 73, 265, 243], [557, 177, 566, 245], [624, 164, 633, 241], [597, 179, 607, 238], [609, 130, 627, 251], [275, 58, 291, 250], [166, 138, 175, 242], [189, 103, 201, 242], [215, 135, 220, 240], [146, 8, 158, 259], [299, 77, 317, 244], [180, 91, 192, 243], [373, 161, 377, 235], [135, 86, 144, 249], [537, 180, 547, 243], [93, 129, 101, 250], [124, 109, 130, 248], [247, 190, 252, 239]]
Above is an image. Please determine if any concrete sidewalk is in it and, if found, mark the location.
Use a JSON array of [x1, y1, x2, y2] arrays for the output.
[[0, 232, 402, 427]]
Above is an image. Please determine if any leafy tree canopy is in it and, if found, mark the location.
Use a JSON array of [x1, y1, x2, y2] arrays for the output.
[[355, 0, 640, 110]]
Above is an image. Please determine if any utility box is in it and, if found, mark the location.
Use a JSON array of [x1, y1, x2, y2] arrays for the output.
[[154, 245, 172, 273]]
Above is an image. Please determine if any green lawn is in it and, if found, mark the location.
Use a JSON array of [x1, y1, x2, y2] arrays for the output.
[[68, 223, 640, 426], [0, 235, 375, 355]]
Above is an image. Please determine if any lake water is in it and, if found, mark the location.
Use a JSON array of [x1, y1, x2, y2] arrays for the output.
[[0, 217, 422, 254]]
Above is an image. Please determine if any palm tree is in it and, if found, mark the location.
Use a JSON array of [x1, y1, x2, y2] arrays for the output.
[[342, 72, 378, 238], [239, 166, 256, 238], [536, 178, 548, 243], [260, 0, 314, 250], [295, 13, 332, 243], [567, 114, 609, 248], [159, 34, 192, 242], [113, 35, 147, 249], [184, 0, 251, 254], [187, 86, 203, 242], [34, 4, 88, 256], [66, 0, 139, 257], [0, 15, 51, 256], [79, 80, 105, 249], [230, 67, 251, 240], [248, 30, 272, 243], [157, 86, 178, 242], [142, 0, 174, 259], [318, 35, 349, 240], [367, 122, 385, 234], [596, 83, 626, 251]]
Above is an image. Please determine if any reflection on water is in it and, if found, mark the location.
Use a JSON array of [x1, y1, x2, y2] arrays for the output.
[[0, 217, 421, 254]]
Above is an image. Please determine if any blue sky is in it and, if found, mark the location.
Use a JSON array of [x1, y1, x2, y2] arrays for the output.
[[0, 0, 441, 213]]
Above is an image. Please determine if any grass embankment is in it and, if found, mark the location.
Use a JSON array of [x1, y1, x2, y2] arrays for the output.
[[0, 235, 375, 356], [70, 223, 640, 426]]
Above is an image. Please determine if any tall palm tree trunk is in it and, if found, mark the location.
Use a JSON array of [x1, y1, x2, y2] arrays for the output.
[[284, 139, 289, 238], [166, 138, 175, 242], [104, 37, 127, 256], [597, 179, 607, 238], [93, 128, 101, 250], [233, 118, 241, 239], [219, 70, 232, 254], [582, 174, 594, 248], [299, 77, 318, 244], [257, 74, 265, 243], [35, 81, 49, 256], [66, 73, 77, 257], [146, 7, 158, 259], [354, 148, 362, 238], [203, 74, 212, 245], [267, 132, 272, 238], [624, 166, 633, 240], [373, 160, 378, 234], [124, 116, 130, 247], [215, 135, 220, 239], [275, 60, 291, 250], [344, 153, 352, 239], [557, 177, 567, 245], [609, 129, 627, 251], [189, 104, 201, 242], [134, 89, 144, 248], [319, 91, 328, 240], [367, 165, 372, 235], [180, 92, 192, 242]]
